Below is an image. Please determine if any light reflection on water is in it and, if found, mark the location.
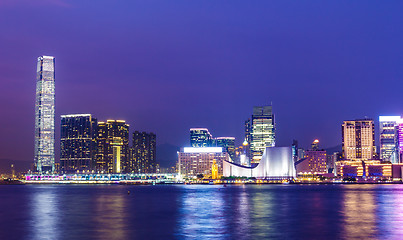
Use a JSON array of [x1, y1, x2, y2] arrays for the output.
[[342, 185, 378, 239], [3, 184, 403, 239], [93, 191, 128, 240], [375, 185, 403, 239], [30, 186, 60, 240], [176, 185, 228, 239]]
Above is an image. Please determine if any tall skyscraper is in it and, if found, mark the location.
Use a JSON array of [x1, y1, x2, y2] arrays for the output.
[[132, 131, 156, 173], [190, 128, 213, 147], [247, 105, 275, 163], [379, 116, 401, 163], [34, 56, 55, 173], [342, 119, 375, 161], [60, 114, 97, 173], [95, 120, 129, 173]]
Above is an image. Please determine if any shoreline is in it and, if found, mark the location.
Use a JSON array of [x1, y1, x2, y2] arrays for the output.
[[2, 180, 403, 185]]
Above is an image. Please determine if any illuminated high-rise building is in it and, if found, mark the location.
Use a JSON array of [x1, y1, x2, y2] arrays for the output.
[[60, 114, 97, 173], [96, 120, 129, 173], [247, 105, 275, 163], [34, 56, 55, 173], [190, 128, 213, 147], [342, 119, 375, 161], [131, 131, 156, 173], [379, 116, 401, 163], [215, 137, 235, 161]]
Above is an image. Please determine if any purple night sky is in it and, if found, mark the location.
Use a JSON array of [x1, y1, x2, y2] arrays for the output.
[[1, 1, 403, 168]]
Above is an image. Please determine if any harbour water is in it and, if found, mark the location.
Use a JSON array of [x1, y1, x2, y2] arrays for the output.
[[1, 184, 403, 239]]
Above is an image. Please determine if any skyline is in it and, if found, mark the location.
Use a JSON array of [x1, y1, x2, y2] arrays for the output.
[[1, 1, 403, 166]]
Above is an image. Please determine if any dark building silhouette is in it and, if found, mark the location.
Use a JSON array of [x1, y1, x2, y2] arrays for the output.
[[132, 131, 156, 173], [60, 114, 97, 173]]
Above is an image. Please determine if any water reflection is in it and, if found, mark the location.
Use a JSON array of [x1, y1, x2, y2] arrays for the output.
[[341, 185, 377, 239], [376, 185, 403, 239], [235, 188, 251, 238], [250, 189, 274, 238], [19, 184, 403, 239], [93, 190, 128, 240], [29, 186, 60, 240], [177, 185, 228, 239]]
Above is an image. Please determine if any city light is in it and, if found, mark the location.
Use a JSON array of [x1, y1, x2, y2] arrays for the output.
[[183, 147, 223, 153]]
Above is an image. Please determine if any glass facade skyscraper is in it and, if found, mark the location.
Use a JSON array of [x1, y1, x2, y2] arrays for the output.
[[379, 116, 400, 163], [34, 56, 55, 173], [190, 128, 213, 147], [60, 114, 97, 173], [215, 137, 235, 161], [248, 106, 275, 163]]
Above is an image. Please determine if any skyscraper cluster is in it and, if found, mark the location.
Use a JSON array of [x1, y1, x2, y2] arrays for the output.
[[34, 56, 156, 174], [60, 115, 156, 174], [178, 105, 275, 178], [189, 128, 235, 160], [334, 117, 403, 178]]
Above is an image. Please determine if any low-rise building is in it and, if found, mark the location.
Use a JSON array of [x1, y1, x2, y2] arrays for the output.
[[178, 147, 228, 178]]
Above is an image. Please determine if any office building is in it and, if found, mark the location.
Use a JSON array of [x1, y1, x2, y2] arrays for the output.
[[96, 120, 129, 173], [132, 131, 156, 173], [379, 116, 400, 163], [295, 140, 327, 175], [342, 119, 375, 161], [215, 137, 235, 161], [189, 128, 235, 161], [246, 105, 275, 163], [190, 128, 213, 147], [34, 56, 55, 173], [298, 148, 305, 160], [178, 147, 228, 177], [60, 114, 97, 173]]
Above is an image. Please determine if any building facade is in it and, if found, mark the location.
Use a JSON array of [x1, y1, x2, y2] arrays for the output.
[[178, 147, 228, 177], [295, 140, 327, 175], [190, 128, 213, 147], [246, 106, 275, 163], [34, 56, 55, 173], [96, 120, 129, 173], [215, 137, 235, 161], [132, 131, 156, 173], [223, 147, 295, 179], [379, 116, 400, 163], [60, 114, 97, 173], [342, 119, 375, 161]]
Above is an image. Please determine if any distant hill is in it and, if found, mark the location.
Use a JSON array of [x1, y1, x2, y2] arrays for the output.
[[156, 143, 180, 168], [325, 144, 342, 155]]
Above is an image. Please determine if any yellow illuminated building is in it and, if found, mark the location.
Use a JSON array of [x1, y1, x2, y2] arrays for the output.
[[212, 160, 218, 179], [342, 119, 375, 161], [336, 160, 392, 177]]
